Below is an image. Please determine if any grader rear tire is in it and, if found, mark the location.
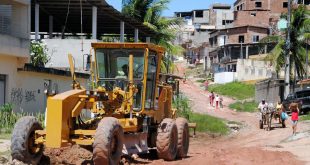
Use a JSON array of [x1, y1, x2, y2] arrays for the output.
[[93, 117, 124, 165], [176, 118, 189, 158], [11, 116, 43, 165], [156, 118, 178, 161]]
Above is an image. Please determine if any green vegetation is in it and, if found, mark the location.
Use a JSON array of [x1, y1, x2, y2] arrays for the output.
[[174, 95, 229, 135], [122, 0, 184, 73], [260, 5, 310, 78], [208, 82, 255, 100], [229, 101, 258, 112], [196, 79, 206, 83], [0, 103, 45, 134], [30, 40, 50, 67], [0, 133, 11, 140], [300, 114, 310, 121], [189, 113, 229, 135]]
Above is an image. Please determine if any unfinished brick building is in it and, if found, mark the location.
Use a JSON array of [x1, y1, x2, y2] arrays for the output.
[[207, 0, 289, 73]]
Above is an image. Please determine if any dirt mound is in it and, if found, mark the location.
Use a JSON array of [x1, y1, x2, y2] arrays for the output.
[[42, 145, 93, 164]]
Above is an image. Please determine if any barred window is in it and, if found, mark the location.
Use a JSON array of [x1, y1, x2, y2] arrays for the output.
[[0, 5, 12, 35]]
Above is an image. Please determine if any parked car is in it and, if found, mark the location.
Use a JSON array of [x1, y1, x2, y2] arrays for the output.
[[282, 89, 310, 114]]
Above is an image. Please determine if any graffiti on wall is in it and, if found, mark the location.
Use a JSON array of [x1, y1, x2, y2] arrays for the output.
[[25, 90, 36, 102], [10, 88, 23, 105], [10, 88, 37, 105]]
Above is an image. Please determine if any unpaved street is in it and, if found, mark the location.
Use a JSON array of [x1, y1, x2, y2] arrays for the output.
[[2, 67, 310, 165], [172, 77, 310, 165]]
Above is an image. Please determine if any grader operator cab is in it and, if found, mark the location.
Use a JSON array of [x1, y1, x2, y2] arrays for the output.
[[11, 43, 189, 165]]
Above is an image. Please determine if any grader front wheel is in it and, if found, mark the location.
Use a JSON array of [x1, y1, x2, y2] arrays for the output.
[[11, 116, 43, 165], [176, 118, 189, 158], [93, 117, 124, 165], [156, 118, 178, 161]]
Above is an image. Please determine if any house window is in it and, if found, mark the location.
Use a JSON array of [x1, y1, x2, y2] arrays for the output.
[[255, 2, 262, 8], [0, 5, 12, 35], [252, 35, 260, 43], [283, 2, 288, 8], [0, 75, 6, 106], [239, 35, 245, 43], [195, 10, 203, 18], [250, 12, 256, 16], [222, 20, 233, 25]]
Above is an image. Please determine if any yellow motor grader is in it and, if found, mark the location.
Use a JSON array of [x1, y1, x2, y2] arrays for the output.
[[11, 43, 189, 164]]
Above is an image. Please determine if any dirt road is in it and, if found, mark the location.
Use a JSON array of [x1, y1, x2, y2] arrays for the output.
[[173, 77, 310, 165], [2, 64, 310, 165]]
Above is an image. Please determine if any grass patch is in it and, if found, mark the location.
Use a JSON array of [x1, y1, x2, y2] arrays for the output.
[[188, 113, 229, 135], [208, 82, 255, 100], [227, 121, 242, 125], [300, 114, 310, 121], [196, 79, 206, 83], [229, 101, 258, 112], [0, 133, 11, 140]]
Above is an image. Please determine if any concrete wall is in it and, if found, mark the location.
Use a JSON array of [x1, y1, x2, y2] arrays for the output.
[[0, 0, 30, 58], [44, 39, 97, 70], [209, 9, 234, 30], [11, 71, 88, 113], [0, 55, 88, 113], [193, 10, 210, 24], [236, 59, 274, 81], [255, 79, 284, 104], [214, 72, 237, 84], [0, 34, 30, 58]]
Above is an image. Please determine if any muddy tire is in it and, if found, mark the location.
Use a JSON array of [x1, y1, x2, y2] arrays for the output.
[[11, 116, 43, 165], [176, 118, 189, 158], [93, 117, 124, 165], [156, 118, 178, 161]]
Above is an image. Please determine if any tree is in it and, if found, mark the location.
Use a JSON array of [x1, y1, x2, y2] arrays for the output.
[[30, 41, 50, 67], [122, 0, 184, 73], [261, 5, 310, 80]]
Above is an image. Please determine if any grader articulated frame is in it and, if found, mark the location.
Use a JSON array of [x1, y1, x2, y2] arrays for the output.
[[11, 43, 189, 165]]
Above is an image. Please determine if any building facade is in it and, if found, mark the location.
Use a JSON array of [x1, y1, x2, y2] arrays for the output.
[[0, 0, 31, 106]]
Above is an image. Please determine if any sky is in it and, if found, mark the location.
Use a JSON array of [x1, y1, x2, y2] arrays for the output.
[[106, 0, 235, 17]]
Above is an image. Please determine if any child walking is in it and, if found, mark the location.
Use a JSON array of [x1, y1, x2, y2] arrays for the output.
[[215, 95, 220, 109], [289, 103, 299, 135], [219, 96, 223, 108]]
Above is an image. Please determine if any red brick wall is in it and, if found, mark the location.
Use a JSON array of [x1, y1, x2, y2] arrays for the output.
[[226, 26, 268, 44], [234, 10, 270, 27]]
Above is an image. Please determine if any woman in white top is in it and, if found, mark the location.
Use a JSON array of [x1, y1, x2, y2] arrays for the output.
[[215, 95, 220, 109]]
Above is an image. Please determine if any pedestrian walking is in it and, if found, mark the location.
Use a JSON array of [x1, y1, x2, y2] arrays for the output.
[[219, 96, 223, 108], [204, 80, 209, 91], [215, 95, 220, 109], [289, 103, 299, 136], [208, 93, 212, 106], [209, 92, 215, 107], [183, 73, 187, 84]]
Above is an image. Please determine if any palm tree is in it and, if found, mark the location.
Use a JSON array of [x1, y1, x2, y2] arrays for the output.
[[122, 0, 184, 73], [261, 5, 310, 80]]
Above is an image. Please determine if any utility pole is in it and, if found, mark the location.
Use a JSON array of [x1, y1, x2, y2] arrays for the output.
[[306, 39, 309, 79], [284, 0, 291, 98]]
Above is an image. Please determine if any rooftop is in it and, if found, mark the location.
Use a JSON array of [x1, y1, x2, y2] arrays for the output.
[[31, 0, 157, 39]]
